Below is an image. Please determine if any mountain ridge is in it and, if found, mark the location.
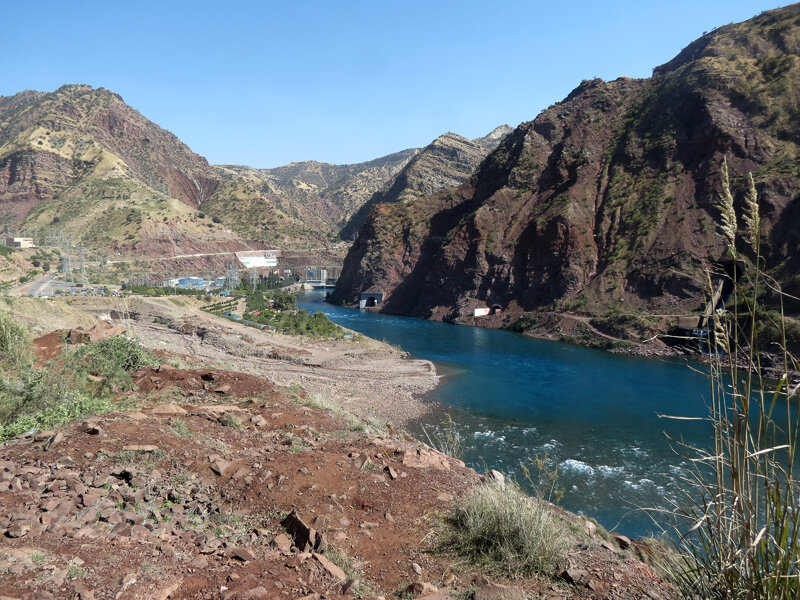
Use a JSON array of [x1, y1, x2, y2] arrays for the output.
[[0, 84, 510, 256]]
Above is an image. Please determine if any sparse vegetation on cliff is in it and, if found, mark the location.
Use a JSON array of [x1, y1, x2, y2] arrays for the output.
[[332, 5, 800, 354]]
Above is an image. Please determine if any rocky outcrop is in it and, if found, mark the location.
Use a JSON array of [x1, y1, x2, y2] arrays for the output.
[[339, 127, 511, 240], [331, 4, 800, 340]]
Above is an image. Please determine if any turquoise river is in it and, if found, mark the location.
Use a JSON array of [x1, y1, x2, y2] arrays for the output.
[[297, 291, 711, 538]]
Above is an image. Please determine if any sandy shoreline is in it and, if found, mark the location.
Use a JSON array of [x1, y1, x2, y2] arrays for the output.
[[52, 296, 441, 427]]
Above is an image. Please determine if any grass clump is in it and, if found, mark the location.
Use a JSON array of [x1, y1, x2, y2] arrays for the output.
[[220, 413, 242, 429], [170, 418, 194, 438], [0, 331, 156, 442], [66, 564, 86, 580], [62, 335, 159, 395], [325, 547, 377, 595], [422, 414, 463, 459], [442, 481, 567, 577], [292, 389, 386, 435], [73, 335, 159, 379]]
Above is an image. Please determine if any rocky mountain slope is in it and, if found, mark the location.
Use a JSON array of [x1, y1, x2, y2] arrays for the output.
[[0, 85, 421, 252], [339, 126, 512, 240], [207, 149, 418, 246], [0, 85, 218, 216], [0, 85, 513, 257], [330, 4, 800, 346]]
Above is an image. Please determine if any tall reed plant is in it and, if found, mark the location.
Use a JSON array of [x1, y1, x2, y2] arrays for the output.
[[667, 159, 800, 599]]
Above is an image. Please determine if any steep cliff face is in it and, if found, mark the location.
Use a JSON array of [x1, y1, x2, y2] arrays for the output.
[[339, 127, 512, 240], [331, 5, 800, 337]]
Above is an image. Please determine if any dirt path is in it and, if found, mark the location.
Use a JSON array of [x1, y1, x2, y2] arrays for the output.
[[561, 313, 632, 343]]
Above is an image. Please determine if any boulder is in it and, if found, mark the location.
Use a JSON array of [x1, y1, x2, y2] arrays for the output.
[[149, 404, 187, 416], [403, 582, 438, 597], [611, 532, 632, 549], [483, 469, 505, 489], [122, 445, 159, 452], [229, 547, 256, 562], [5, 522, 30, 538], [282, 509, 326, 552], [402, 449, 450, 471], [271, 532, 292, 553], [559, 568, 590, 585]]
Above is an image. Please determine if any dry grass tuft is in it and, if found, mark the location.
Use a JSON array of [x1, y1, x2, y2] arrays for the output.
[[442, 480, 567, 577]]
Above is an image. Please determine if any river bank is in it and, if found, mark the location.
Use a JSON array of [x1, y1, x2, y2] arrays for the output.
[[8, 295, 441, 427], [298, 291, 718, 538]]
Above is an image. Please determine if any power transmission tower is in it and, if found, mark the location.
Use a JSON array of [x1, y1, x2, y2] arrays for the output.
[[225, 263, 240, 290], [79, 246, 88, 286], [61, 244, 74, 284]]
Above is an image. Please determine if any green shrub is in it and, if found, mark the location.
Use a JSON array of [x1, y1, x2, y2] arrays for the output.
[[74, 335, 159, 375], [0, 368, 112, 441], [442, 481, 567, 577], [244, 300, 344, 338], [220, 413, 242, 429], [0, 312, 32, 368], [66, 335, 159, 393]]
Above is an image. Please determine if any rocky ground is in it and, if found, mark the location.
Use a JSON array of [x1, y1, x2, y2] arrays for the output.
[[0, 297, 682, 600]]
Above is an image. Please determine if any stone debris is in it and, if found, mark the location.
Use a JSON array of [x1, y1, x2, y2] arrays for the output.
[[612, 532, 632, 550], [0, 342, 682, 600], [122, 444, 160, 452], [483, 469, 505, 489], [282, 509, 327, 552], [473, 576, 526, 600], [148, 404, 187, 416], [404, 581, 438, 597], [66, 323, 126, 345], [312, 551, 347, 581]]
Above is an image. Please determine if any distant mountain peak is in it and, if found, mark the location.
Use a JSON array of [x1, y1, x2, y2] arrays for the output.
[[339, 124, 512, 240]]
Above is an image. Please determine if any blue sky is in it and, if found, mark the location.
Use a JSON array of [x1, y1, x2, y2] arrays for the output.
[[0, 1, 788, 167]]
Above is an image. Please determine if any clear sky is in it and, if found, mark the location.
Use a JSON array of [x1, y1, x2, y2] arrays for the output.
[[0, 1, 789, 168]]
